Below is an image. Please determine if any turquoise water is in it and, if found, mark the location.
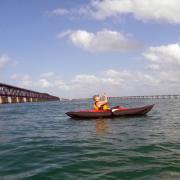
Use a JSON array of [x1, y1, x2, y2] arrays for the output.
[[0, 99, 180, 180]]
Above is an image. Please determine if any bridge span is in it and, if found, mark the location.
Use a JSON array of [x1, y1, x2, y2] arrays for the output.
[[111, 95, 180, 100], [0, 83, 60, 104]]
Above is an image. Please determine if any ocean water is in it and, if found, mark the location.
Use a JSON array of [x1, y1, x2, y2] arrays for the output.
[[0, 98, 180, 180]]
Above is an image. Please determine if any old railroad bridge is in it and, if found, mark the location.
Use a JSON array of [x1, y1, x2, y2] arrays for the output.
[[0, 83, 59, 104]]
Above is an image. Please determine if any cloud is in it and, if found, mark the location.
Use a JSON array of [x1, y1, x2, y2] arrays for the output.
[[11, 72, 70, 92], [72, 74, 99, 84], [67, 69, 167, 97], [70, 69, 161, 92], [58, 29, 139, 52], [11, 74, 33, 87], [40, 72, 70, 90], [87, 0, 180, 24], [37, 79, 52, 88], [50, 8, 70, 16], [40, 72, 55, 78], [104, 70, 160, 87], [142, 43, 180, 87], [0, 54, 10, 68], [10, 66, 180, 98], [144, 43, 180, 71], [54, 79, 70, 90], [9, 42, 180, 97], [66, 43, 180, 96], [52, 0, 180, 24], [101, 69, 134, 85], [57, 30, 72, 38]]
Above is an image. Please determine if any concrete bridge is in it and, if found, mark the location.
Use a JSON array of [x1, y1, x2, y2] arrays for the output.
[[111, 95, 180, 100], [0, 83, 60, 104]]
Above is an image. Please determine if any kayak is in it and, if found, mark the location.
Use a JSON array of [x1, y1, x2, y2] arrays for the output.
[[66, 104, 154, 119]]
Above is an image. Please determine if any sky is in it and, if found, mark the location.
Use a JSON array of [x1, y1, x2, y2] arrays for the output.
[[1, 0, 180, 98]]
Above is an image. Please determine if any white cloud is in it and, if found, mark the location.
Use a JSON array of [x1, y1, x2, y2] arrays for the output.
[[72, 74, 99, 84], [142, 43, 180, 86], [11, 74, 32, 88], [102, 70, 161, 87], [0, 54, 10, 68], [54, 79, 70, 90], [58, 29, 139, 52], [11, 74, 20, 80], [104, 69, 133, 79], [67, 70, 166, 97], [57, 30, 72, 39], [9, 42, 180, 97], [52, 0, 180, 24], [83, 0, 180, 24], [37, 79, 52, 88], [147, 64, 160, 70], [11, 72, 70, 93], [101, 69, 134, 85], [50, 8, 70, 16], [11, 74, 30, 80], [40, 72, 55, 78], [144, 43, 180, 71], [9, 65, 180, 98], [136, 72, 160, 85]]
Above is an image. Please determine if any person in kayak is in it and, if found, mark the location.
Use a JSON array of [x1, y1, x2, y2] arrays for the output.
[[93, 94, 109, 110]]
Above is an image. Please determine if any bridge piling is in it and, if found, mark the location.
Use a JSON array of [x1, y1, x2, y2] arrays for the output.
[[23, 97, 27, 103], [8, 97, 12, 103], [26, 98, 31, 102], [0, 96, 8, 104], [11, 97, 18, 103], [16, 97, 19, 103], [33, 98, 38, 102], [18, 97, 24, 103]]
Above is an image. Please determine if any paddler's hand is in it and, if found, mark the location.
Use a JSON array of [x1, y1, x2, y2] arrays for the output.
[[103, 93, 107, 97]]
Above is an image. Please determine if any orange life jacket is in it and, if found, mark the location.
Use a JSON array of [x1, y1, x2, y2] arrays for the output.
[[93, 102, 109, 110]]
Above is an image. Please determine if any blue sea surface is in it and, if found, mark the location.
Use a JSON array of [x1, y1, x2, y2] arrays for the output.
[[0, 98, 180, 179]]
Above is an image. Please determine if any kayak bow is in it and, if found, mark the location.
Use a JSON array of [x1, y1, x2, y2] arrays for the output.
[[112, 104, 154, 116]]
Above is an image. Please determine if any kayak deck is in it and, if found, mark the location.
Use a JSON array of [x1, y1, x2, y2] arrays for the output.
[[66, 104, 154, 119]]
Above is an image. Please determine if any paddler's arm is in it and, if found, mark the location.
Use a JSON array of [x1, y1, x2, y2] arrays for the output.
[[102, 93, 108, 103]]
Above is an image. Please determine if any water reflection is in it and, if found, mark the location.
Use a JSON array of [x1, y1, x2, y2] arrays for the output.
[[96, 118, 108, 134]]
